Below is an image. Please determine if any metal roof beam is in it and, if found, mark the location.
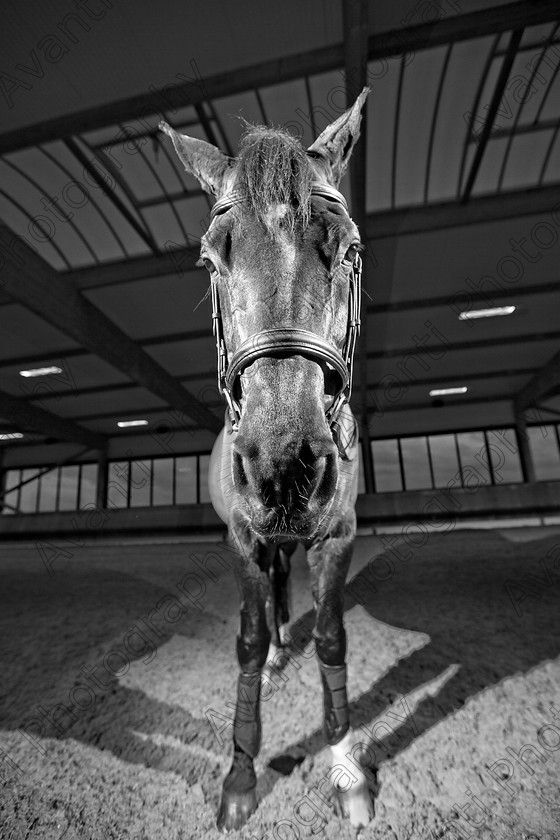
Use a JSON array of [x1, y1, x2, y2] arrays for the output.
[[2, 356, 540, 416], [63, 246, 201, 290], [366, 281, 560, 315], [66, 138, 159, 254], [2, 184, 557, 310], [364, 394, 514, 415], [1, 2, 559, 155], [0, 225, 222, 436], [0, 46, 343, 154], [366, 184, 560, 238], [0, 184, 551, 304], [0, 388, 105, 449], [514, 348, 560, 413], [1, 319, 556, 403], [381, 1, 557, 56], [34, 365, 535, 419], [461, 29, 523, 203], [367, 329, 560, 361]]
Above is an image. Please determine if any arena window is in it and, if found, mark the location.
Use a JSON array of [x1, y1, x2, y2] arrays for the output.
[[1, 425, 559, 514]]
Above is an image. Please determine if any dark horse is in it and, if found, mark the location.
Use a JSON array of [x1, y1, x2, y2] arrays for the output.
[[160, 89, 373, 831]]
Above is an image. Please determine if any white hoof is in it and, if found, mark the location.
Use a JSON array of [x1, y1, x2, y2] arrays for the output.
[[330, 729, 375, 828], [262, 642, 288, 685], [335, 781, 374, 828]]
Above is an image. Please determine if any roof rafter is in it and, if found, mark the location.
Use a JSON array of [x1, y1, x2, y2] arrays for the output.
[[0, 224, 222, 436], [33, 365, 536, 419], [66, 245, 200, 290], [514, 348, 560, 413], [461, 29, 524, 203], [365, 184, 560, 239], [368, 328, 560, 360], [0, 387, 105, 449], [1, 2, 559, 155], [4, 184, 550, 302], [1, 183, 557, 310], [1, 278, 558, 377]]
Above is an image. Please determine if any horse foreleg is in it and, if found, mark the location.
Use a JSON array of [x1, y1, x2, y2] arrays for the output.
[[274, 542, 294, 632], [307, 517, 374, 828], [264, 542, 295, 677], [217, 530, 271, 832]]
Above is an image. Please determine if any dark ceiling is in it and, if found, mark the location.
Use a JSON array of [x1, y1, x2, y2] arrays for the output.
[[0, 0, 559, 470]]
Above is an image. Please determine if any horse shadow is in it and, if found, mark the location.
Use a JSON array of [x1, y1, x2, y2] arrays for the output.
[[3, 530, 559, 817], [0, 557, 231, 796], [263, 529, 560, 797]]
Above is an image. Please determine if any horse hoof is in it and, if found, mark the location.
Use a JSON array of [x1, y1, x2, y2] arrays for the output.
[[216, 788, 258, 832], [335, 782, 374, 828]]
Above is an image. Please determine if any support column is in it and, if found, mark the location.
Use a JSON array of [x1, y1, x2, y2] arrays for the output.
[[360, 414, 375, 494], [0, 448, 5, 513], [96, 448, 109, 508], [342, 0, 373, 495], [514, 412, 536, 484]]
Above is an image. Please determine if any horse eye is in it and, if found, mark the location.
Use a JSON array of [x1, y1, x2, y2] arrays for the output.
[[343, 244, 359, 264]]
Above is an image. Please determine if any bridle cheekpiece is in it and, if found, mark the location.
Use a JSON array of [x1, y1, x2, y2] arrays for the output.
[[209, 183, 362, 433]]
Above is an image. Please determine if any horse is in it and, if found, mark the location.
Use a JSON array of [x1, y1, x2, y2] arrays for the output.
[[160, 88, 373, 832]]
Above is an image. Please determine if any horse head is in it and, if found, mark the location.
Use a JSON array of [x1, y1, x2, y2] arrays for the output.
[[161, 90, 368, 541]]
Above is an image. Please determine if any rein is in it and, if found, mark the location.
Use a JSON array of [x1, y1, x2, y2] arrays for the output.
[[209, 183, 362, 432]]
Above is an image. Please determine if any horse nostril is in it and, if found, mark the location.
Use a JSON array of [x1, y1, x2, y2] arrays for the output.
[[315, 452, 338, 504], [259, 479, 276, 509]]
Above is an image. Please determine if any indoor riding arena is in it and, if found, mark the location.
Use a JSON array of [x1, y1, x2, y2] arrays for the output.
[[1, 3, 560, 840]]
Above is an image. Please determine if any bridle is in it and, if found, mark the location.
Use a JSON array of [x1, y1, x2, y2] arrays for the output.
[[209, 183, 362, 433]]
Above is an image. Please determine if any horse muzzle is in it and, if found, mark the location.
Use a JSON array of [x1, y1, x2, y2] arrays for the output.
[[231, 434, 339, 540]]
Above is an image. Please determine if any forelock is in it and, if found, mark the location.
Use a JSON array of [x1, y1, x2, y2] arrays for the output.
[[235, 125, 313, 235]]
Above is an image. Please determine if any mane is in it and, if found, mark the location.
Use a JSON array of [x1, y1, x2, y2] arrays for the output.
[[235, 125, 313, 234]]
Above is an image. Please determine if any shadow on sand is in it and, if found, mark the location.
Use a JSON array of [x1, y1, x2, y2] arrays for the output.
[[2, 530, 560, 811]]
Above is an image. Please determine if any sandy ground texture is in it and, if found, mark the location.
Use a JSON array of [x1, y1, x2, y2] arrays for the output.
[[0, 525, 559, 840]]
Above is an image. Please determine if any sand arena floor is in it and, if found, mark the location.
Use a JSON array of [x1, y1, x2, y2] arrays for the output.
[[1, 526, 559, 839]]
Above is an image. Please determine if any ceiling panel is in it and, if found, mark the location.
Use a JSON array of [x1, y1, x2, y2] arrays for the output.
[[370, 215, 560, 304], [367, 339, 560, 385], [83, 271, 211, 340], [366, 56, 400, 212], [0, 304, 80, 359], [362, 376, 529, 417], [0, 0, 342, 133], [47, 386, 168, 420], [364, 399, 515, 438], [367, 290, 560, 354], [0, 355, 131, 400], [145, 337, 216, 377], [395, 46, 447, 207], [86, 413, 198, 436], [429, 37, 496, 203]]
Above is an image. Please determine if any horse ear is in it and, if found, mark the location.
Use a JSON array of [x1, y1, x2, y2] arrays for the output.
[[159, 121, 233, 196], [306, 87, 369, 186]]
